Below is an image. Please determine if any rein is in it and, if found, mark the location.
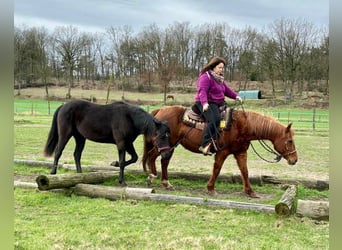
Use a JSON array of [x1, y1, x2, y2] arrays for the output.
[[250, 140, 282, 163], [240, 103, 296, 163]]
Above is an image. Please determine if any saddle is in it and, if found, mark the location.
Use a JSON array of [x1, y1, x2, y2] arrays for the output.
[[182, 104, 234, 131]]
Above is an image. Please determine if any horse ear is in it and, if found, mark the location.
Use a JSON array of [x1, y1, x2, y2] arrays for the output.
[[286, 123, 292, 133]]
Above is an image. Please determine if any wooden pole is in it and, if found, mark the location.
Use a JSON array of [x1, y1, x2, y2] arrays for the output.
[[73, 184, 275, 213], [275, 185, 297, 216], [14, 181, 38, 189], [36, 172, 118, 190], [74, 184, 155, 200], [296, 199, 329, 221]]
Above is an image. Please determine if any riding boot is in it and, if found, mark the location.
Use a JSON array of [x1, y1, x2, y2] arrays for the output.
[[199, 129, 213, 156], [198, 143, 212, 156]]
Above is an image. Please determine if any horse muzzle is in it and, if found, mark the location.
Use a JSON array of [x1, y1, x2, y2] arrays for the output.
[[287, 158, 297, 165]]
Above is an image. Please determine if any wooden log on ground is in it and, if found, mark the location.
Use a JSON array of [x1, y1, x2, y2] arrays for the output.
[[128, 169, 328, 190], [14, 181, 38, 189], [14, 159, 117, 172], [74, 184, 155, 200], [275, 185, 297, 216], [36, 172, 118, 190], [296, 199, 329, 221], [262, 175, 329, 191], [73, 184, 275, 213]]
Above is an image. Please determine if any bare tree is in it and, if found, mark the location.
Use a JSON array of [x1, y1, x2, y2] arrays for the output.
[[237, 27, 258, 89], [54, 25, 84, 98], [269, 18, 318, 100]]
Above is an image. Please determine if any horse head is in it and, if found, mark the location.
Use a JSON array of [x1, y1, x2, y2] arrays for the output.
[[152, 118, 172, 160], [273, 123, 298, 165]]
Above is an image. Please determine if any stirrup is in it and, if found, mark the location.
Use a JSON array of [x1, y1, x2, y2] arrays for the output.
[[199, 143, 212, 156]]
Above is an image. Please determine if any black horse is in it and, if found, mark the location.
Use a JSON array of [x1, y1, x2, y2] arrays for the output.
[[44, 100, 172, 185]]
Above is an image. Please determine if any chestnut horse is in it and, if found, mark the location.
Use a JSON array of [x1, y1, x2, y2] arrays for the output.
[[142, 105, 298, 198]]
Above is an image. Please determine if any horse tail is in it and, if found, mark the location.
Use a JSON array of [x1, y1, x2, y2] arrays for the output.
[[44, 105, 62, 156]]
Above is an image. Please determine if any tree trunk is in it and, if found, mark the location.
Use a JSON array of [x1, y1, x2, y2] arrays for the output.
[[36, 172, 118, 190], [275, 185, 297, 216], [296, 199, 329, 221]]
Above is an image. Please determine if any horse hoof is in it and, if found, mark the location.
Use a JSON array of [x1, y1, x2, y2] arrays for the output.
[[119, 181, 127, 187], [207, 190, 217, 196], [248, 192, 260, 198], [111, 161, 119, 167], [162, 180, 174, 190], [165, 185, 174, 191]]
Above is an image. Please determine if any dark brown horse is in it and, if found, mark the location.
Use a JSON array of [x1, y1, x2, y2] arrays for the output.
[[44, 100, 172, 185], [142, 105, 298, 198]]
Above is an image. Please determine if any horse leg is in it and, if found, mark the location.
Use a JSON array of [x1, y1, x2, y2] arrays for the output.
[[207, 151, 229, 195], [122, 143, 138, 167], [160, 150, 174, 190], [146, 148, 159, 187], [50, 131, 72, 174], [117, 143, 138, 186], [117, 148, 127, 186], [234, 152, 259, 198], [73, 134, 86, 173]]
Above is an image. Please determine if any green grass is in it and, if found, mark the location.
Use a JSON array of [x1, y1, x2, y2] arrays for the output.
[[14, 186, 329, 250]]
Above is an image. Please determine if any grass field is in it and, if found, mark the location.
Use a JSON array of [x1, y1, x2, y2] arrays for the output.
[[14, 90, 329, 249]]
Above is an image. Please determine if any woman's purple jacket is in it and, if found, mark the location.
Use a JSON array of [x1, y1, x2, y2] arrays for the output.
[[194, 71, 238, 106]]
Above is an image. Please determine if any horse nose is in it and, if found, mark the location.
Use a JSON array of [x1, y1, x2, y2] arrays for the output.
[[288, 158, 297, 165]]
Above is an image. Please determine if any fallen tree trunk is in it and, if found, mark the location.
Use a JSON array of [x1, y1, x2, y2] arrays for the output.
[[296, 199, 329, 221], [275, 185, 297, 216], [262, 175, 329, 191], [36, 172, 118, 190], [73, 183, 275, 213]]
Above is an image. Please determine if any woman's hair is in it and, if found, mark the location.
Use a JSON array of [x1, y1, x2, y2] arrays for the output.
[[200, 56, 226, 74]]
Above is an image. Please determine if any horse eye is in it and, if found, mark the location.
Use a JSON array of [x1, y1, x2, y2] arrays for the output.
[[287, 140, 293, 145]]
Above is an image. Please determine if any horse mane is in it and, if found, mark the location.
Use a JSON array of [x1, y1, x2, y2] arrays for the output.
[[246, 110, 285, 138], [130, 106, 156, 137]]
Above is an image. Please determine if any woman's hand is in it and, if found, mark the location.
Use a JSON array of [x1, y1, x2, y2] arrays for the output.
[[203, 103, 209, 111], [236, 96, 243, 104]]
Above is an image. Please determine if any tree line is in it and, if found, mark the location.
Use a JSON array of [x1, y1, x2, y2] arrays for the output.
[[14, 17, 328, 101]]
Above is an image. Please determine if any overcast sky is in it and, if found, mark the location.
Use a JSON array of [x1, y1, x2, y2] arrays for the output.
[[14, 0, 329, 33]]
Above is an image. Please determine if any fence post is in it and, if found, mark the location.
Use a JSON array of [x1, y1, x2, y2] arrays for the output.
[[312, 108, 316, 132]]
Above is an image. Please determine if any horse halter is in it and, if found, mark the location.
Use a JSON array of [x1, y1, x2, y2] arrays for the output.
[[152, 132, 172, 153]]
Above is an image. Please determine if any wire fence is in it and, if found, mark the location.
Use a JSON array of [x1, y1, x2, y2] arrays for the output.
[[14, 99, 329, 135]]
